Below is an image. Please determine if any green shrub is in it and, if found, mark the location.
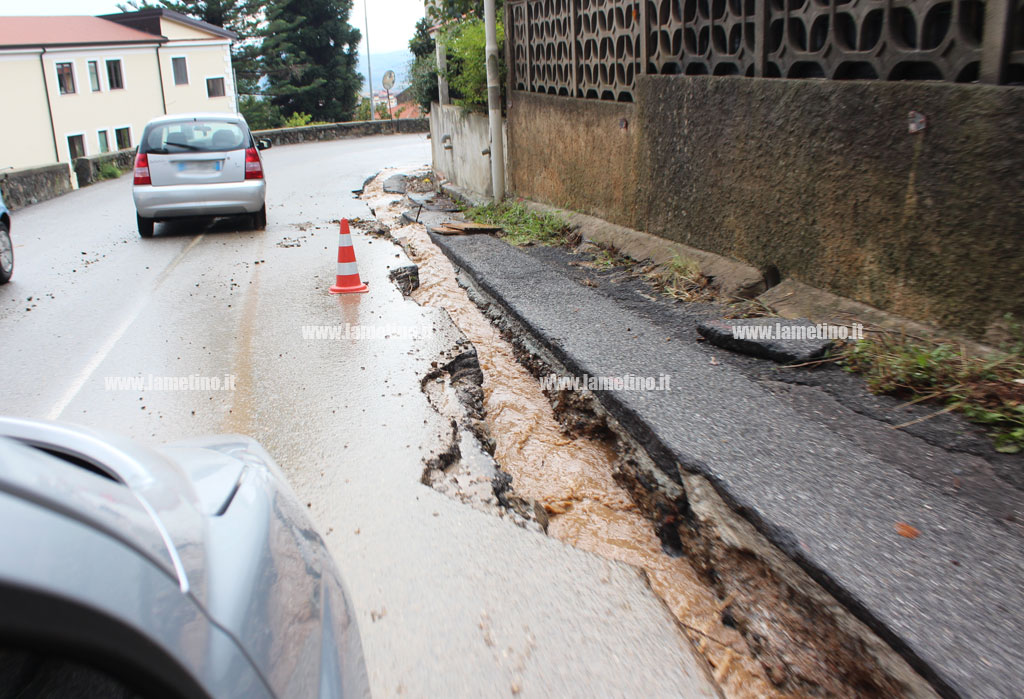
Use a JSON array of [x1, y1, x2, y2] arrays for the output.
[[97, 162, 123, 181], [408, 53, 439, 114], [239, 95, 284, 130], [441, 13, 505, 112], [282, 111, 313, 128], [353, 98, 391, 122]]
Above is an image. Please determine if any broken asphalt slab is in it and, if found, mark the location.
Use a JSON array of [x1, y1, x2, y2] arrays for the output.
[[697, 317, 835, 364], [427, 231, 1024, 699]]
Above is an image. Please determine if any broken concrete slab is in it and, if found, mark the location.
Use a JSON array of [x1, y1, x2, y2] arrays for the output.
[[401, 208, 457, 228], [697, 317, 834, 364], [383, 174, 408, 194], [408, 192, 460, 212]]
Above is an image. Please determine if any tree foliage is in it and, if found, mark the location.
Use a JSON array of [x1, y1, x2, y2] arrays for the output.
[[237, 95, 283, 129], [426, 0, 504, 23], [262, 0, 363, 123], [441, 13, 504, 112], [409, 17, 435, 59], [407, 16, 438, 114]]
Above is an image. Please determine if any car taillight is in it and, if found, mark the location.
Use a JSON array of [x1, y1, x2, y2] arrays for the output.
[[244, 148, 263, 180], [133, 152, 151, 185]]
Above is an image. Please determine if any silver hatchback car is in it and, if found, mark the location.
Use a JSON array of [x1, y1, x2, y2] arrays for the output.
[[0, 417, 370, 698], [133, 113, 269, 238]]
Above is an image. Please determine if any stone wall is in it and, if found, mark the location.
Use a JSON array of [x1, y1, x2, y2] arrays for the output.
[[0, 164, 73, 211], [74, 149, 137, 188], [254, 118, 428, 146], [506, 78, 1024, 340]]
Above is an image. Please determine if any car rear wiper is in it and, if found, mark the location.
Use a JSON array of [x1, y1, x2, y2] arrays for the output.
[[164, 141, 202, 151]]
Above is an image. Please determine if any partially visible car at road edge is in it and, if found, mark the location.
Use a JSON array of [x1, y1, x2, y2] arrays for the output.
[[0, 188, 12, 284], [0, 417, 370, 698]]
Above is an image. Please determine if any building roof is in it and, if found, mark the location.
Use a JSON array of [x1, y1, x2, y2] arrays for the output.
[[101, 9, 236, 41], [0, 16, 163, 49]]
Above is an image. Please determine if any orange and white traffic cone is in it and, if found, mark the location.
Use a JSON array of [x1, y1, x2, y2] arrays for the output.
[[329, 219, 368, 294]]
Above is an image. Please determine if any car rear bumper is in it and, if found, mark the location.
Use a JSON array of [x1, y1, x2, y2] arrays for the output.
[[134, 180, 266, 219]]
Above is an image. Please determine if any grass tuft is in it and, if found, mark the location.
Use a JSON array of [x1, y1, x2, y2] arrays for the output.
[[840, 333, 1024, 453], [644, 254, 716, 302], [465, 201, 571, 246]]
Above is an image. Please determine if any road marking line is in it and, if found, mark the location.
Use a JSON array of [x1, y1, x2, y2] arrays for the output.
[[47, 235, 205, 420]]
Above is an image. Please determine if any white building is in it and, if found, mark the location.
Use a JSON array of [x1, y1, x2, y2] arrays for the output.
[[0, 9, 237, 170]]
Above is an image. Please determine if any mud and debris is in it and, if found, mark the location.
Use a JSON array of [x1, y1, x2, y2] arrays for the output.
[[437, 234, 937, 698], [276, 235, 306, 248], [361, 170, 789, 698]]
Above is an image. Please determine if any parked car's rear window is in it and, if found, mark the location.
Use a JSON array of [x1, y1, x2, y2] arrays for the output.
[[142, 120, 249, 154]]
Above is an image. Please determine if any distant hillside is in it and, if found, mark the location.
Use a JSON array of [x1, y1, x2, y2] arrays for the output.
[[357, 50, 414, 93]]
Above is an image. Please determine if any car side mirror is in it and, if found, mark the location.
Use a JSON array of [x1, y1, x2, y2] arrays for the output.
[[257, 139, 273, 150]]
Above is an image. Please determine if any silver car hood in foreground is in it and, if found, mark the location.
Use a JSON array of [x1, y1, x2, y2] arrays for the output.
[[0, 417, 369, 699]]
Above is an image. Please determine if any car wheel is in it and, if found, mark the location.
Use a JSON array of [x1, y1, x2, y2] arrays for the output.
[[253, 205, 267, 231], [137, 214, 154, 238], [0, 221, 13, 284]]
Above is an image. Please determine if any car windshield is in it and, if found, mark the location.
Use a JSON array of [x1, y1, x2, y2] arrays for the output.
[[143, 120, 248, 154]]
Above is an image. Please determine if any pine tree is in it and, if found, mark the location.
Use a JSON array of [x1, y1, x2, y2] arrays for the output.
[[262, 0, 362, 123]]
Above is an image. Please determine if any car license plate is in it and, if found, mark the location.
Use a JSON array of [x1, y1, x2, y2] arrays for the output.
[[178, 161, 222, 172]]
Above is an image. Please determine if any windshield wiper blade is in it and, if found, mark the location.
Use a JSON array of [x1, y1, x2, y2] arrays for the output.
[[164, 141, 202, 151]]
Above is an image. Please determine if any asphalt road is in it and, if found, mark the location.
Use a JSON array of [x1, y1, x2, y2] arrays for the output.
[[1, 134, 717, 697]]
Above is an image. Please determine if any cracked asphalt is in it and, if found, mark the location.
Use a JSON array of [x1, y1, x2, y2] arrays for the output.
[[428, 230, 1024, 698]]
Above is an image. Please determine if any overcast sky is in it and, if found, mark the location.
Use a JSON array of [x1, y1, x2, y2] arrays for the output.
[[0, 0, 426, 54]]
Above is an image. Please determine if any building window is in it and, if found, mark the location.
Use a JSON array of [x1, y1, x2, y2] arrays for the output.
[[106, 59, 124, 90], [206, 77, 225, 97], [67, 134, 85, 160], [88, 61, 101, 91], [115, 127, 131, 150], [172, 57, 188, 85], [56, 62, 75, 94], [98, 130, 109, 153]]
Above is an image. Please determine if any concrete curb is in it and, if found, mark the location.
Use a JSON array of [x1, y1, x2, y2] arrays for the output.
[[520, 200, 767, 299]]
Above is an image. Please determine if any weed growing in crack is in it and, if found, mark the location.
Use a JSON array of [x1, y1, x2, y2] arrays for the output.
[[642, 254, 717, 302], [840, 333, 1024, 453]]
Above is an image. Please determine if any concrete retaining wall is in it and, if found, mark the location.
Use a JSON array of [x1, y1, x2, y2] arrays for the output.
[[429, 104, 507, 200], [506, 78, 1024, 340], [254, 118, 428, 146], [74, 149, 136, 188], [0, 163, 73, 210]]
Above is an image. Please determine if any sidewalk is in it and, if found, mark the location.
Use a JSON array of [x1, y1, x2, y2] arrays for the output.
[[426, 228, 1024, 698]]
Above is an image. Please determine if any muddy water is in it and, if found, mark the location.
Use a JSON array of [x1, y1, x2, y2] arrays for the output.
[[363, 179, 787, 698]]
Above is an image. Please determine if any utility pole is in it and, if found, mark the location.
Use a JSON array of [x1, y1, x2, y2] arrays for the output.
[[363, 1, 374, 119], [484, 0, 504, 201]]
